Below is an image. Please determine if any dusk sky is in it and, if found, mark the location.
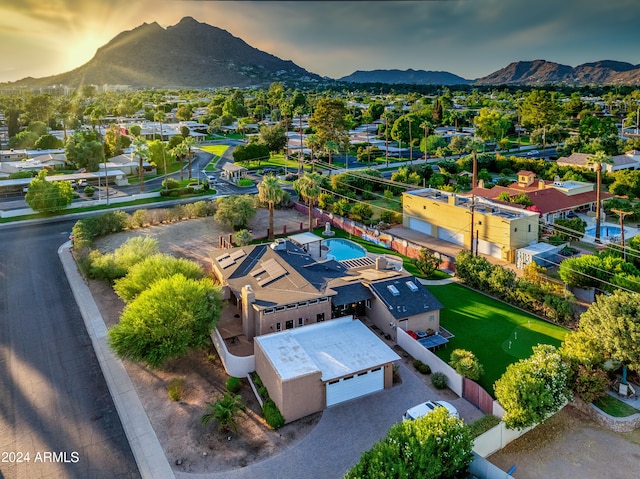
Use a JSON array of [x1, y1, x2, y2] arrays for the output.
[[1, 0, 639, 84]]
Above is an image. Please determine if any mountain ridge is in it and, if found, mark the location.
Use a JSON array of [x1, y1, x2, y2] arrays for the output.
[[9, 17, 322, 89], [5, 18, 640, 88]]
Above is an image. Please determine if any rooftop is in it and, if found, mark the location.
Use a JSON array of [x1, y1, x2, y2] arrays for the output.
[[254, 316, 400, 381]]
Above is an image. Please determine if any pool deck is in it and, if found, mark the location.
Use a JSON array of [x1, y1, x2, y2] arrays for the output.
[[577, 213, 639, 244]]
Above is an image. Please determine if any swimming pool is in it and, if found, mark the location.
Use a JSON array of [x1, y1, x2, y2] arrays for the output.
[[585, 225, 623, 238], [325, 239, 367, 261]]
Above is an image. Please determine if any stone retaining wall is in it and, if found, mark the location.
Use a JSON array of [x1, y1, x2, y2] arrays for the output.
[[571, 397, 640, 433]]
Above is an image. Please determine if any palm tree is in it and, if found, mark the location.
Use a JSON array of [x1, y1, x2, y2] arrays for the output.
[[586, 151, 614, 243], [132, 137, 149, 193], [183, 136, 197, 180], [154, 110, 167, 180], [258, 174, 285, 240], [201, 393, 246, 434], [306, 134, 320, 172], [295, 172, 322, 232], [466, 140, 483, 189], [170, 142, 187, 182]]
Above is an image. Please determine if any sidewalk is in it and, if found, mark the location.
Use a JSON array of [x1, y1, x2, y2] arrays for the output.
[[58, 242, 175, 479]]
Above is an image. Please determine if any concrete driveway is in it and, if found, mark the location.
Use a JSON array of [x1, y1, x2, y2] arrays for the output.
[[176, 361, 483, 479]]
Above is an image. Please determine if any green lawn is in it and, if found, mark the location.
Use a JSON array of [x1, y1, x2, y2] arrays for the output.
[[428, 282, 569, 394], [593, 394, 640, 417], [199, 145, 229, 156]]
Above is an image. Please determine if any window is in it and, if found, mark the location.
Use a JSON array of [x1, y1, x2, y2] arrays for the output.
[[285, 320, 294, 329], [264, 308, 274, 315], [317, 313, 325, 322], [286, 304, 297, 310], [275, 306, 285, 312], [298, 301, 308, 308], [365, 299, 371, 309], [276, 322, 281, 331], [298, 317, 303, 327], [528, 224, 532, 232], [319, 297, 328, 303]]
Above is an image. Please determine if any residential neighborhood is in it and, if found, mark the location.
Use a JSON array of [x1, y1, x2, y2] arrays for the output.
[[4, 7, 640, 479]]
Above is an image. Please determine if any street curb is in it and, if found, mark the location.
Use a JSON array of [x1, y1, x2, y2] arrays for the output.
[[58, 241, 175, 479]]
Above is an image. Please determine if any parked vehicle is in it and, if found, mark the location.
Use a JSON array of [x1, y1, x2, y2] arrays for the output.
[[402, 400, 459, 421], [407, 330, 418, 340], [527, 150, 540, 156]]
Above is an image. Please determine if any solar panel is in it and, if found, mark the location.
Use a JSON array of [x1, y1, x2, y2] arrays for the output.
[[215, 253, 230, 262], [230, 249, 246, 260], [219, 257, 236, 269]]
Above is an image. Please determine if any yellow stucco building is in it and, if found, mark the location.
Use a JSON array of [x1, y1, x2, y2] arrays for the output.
[[402, 188, 540, 262]]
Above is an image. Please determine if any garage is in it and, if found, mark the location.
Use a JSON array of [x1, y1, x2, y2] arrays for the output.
[[409, 217, 432, 236], [438, 227, 464, 245], [326, 367, 384, 407], [254, 317, 400, 423], [477, 239, 502, 258]]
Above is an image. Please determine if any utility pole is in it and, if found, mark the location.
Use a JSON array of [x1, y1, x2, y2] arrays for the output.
[[611, 209, 633, 260], [469, 195, 475, 254]]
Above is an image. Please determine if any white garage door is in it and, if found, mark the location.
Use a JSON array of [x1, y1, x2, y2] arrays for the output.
[[438, 227, 464, 246], [409, 218, 432, 235], [477, 239, 502, 258], [326, 367, 384, 407]]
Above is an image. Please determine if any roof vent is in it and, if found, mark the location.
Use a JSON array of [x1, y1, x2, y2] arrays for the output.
[[387, 284, 400, 296], [406, 281, 419, 292]]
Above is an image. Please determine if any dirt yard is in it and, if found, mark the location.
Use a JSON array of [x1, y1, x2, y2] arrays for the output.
[[488, 406, 640, 479], [89, 208, 322, 474]]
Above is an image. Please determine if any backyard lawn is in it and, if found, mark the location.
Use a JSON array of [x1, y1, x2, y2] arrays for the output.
[[427, 282, 569, 394]]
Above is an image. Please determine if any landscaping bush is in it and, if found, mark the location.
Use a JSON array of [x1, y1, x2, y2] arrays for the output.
[[226, 376, 241, 393], [262, 399, 285, 429], [84, 185, 95, 197], [413, 359, 432, 375], [449, 349, 484, 380], [131, 209, 147, 228], [167, 378, 184, 401], [468, 415, 501, 438], [431, 372, 448, 390], [237, 178, 254, 187], [162, 178, 180, 190]]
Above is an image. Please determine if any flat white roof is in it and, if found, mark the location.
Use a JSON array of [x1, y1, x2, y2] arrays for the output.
[[288, 232, 323, 246], [255, 316, 400, 381]]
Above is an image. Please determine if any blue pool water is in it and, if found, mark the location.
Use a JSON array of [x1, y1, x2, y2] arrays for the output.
[[325, 239, 367, 261], [585, 225, 623, 237]]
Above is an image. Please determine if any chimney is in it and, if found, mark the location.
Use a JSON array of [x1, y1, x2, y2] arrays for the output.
[[538, 179, 545, 190], [477, 179, 484, 189], [375, 256, 387, 270], [241, 285, 256, 339]]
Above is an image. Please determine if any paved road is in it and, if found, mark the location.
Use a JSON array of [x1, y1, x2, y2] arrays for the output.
[[0, 220, 140, 479]]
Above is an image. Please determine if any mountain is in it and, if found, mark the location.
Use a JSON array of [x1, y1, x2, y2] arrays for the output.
[[476, 59, 640, 86], [338, 69, 471, 85], [11, 17, 322, 89]]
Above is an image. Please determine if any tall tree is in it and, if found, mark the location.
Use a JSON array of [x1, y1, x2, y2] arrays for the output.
[[183, 136, 197, 180], [519, 90, 561, 135], [258, 174, 285, 240], [132, 137, 149, 193], [308, 98, 349, 169], [564, 290, 640, 384], [295, 172, 322, 232], [586, 151, 613, 243]]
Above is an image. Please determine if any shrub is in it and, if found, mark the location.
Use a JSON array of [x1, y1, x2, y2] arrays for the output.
[[226, 377, 241, 393], [162, 178, 180, 190], [449, 349, 484, 380], [237, 178, 254, 187], [262, 399, 285, 429], [131, 209, 147, 228], [468, 415, 501, 438], [574, 365, 609, 404], [431, 372, 448, 390], [413, 359, 432, 375], [258, 386, 268, 399], [168, 378, 184, 401], [84, 185, 95, 197]]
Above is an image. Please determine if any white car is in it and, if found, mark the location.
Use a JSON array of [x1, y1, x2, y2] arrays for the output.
[[526, 150, 540, 157], [402, 400, 459, 421]]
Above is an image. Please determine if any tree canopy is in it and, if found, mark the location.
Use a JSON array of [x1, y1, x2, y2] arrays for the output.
[[345, 407, 473, 479], [25, 170, 74, 213], [108, 274, 221, 368], [494, 344, 571, 429]]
